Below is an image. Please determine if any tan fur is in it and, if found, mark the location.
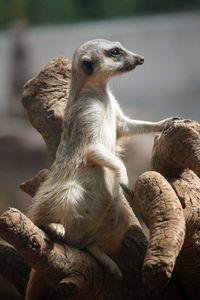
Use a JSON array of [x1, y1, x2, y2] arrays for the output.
[[26, 39, 178, 299]]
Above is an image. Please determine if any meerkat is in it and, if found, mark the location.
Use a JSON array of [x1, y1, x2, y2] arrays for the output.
[[26, 39, 178, 299]]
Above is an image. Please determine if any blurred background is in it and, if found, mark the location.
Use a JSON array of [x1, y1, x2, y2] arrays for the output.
[[0, 1, 200, 299], [1, 0, 200, 213]]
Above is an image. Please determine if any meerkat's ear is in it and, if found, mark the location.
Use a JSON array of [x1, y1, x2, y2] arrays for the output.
[[81, 55, 94, 75]]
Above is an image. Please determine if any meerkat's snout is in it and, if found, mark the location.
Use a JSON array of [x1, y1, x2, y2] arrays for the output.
[[135, 55, 144, 65], [130, 53, 144, 67], [117, 51, 144, 73]]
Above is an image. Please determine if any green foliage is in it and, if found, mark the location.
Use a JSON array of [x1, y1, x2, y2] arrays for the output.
[[0, 0, 200, 29]]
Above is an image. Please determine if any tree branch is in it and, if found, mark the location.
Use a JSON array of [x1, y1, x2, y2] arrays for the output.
[[20, 169, 49, 197], [0, 207, 150, 299], [22, 56, 71, 164], [135, 171, 185, 289], [135, 120, 200, 299], [0, 208, 106, 299], [20, 57, 71, 196]]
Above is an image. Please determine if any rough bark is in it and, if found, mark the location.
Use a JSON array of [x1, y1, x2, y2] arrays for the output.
[[0, 207, 149, 300], [21, 56, 71, 163], [135, 120, 200, 299], [135, 171, 186, 290], [0, 56, 200, 299], [20, 169, 49, 197], [0, 208, 107, 299]]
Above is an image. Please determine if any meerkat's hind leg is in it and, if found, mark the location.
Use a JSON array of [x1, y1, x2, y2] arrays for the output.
[[46, 222, 65, 239], [87, 244, 122, 279]]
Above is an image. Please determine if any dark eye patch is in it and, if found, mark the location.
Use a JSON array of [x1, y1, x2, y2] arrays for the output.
[[106, 47, 123, 58]]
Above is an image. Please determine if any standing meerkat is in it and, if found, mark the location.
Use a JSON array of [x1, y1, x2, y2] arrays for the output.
[[26, 39, 178, 298]]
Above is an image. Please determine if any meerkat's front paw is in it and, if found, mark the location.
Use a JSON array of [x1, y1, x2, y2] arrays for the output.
[[164, 116, 183, 122], [116, 164, 129, 187], [159, 116, 183, 129], [46, 223, 65, 239]]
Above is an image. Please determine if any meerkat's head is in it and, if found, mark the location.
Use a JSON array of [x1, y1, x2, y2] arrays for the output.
[[72, 39, 144, 82]]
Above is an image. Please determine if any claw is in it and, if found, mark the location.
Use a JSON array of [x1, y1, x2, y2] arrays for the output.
[[160, 116, 183, 129], [170, 116, 183, 121]]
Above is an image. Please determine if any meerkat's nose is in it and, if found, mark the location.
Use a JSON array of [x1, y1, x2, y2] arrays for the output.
[[140, 56, 144, 64], [137, 56, 144, 65]]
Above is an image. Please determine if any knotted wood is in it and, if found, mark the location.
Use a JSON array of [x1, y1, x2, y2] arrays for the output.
[[135, 120, 200, 299]]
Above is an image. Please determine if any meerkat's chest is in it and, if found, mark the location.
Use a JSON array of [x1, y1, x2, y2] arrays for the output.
[[101, 102, 117, 152]]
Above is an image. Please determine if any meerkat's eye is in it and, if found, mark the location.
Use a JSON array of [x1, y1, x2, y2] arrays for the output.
[[107, 48, 122, 57]]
